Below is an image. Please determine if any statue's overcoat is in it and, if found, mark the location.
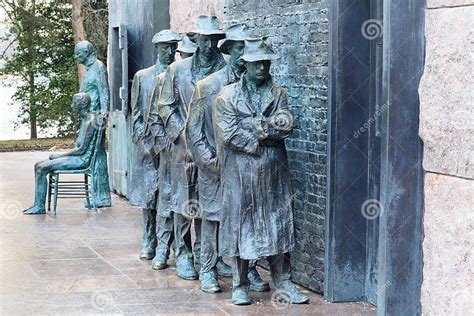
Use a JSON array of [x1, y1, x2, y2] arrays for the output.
[[158, 49, 226, 215], [185, 64, 241, 221], [146, 72, 173, 217], [129, 64, 164, 208], [79, 59, 110, 205], [213, 74, 295, 259]]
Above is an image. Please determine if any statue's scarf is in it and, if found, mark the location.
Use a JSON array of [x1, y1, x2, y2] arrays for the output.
[[191, 47, 226, 85]]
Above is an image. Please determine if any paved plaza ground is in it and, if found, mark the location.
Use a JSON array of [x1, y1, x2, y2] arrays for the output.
[[0, 151, 376, 315]]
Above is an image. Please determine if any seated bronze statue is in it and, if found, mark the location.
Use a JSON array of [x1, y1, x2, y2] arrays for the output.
[[23, 93, 101, 215]]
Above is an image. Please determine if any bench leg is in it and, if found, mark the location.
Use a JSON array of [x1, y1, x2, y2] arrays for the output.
[[84, 174, 91, 209], [91, 174, 97, 212], [47, 174, 52, 212], [53, 174, 59, 215]]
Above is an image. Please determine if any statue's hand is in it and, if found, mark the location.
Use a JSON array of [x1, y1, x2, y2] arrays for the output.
[[252, 117, 268, 141], [49, 154, 60, 160]]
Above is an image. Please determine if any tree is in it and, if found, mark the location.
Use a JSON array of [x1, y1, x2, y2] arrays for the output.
[[1, 0, 79, 139], [71, 0, 108, 83], [0, 0, 108, 139], [71, 0, 86, 81]]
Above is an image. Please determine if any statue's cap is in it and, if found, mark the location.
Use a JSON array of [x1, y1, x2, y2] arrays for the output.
[[152, 30, 181, 44], [187, 15, 225, 42], [177, 34, 197, 54], [219, 24, 252, 55], [241, 37, 279, 62]]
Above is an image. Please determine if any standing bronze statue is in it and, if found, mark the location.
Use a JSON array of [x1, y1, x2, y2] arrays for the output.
[[186, 24, 268, 294], [23, 93, 101, 215], [157, 16, 226, 280], [74, 41, 111, 208], [214, 38, 309, 305], [177, 34, 197, 59], [130, 30, 181, 261]]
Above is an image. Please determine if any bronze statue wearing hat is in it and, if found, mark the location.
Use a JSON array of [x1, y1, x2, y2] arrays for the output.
[[130, 30, 180, 261], [177, 34, 197, 59], [213, 38, 309, 305], [186, 24, 269, 294], [157, 15, 226, 281]]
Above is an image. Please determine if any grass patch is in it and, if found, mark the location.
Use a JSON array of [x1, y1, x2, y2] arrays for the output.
[[0, 137, 75, 152]]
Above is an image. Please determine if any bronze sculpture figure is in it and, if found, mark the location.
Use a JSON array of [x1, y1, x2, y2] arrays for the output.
[[213, 38, 309, 305], [186, 24, 268, 294], [130, 30, 181, 261], [177, 34, 197, 59], [23, 93, 101, 215], [75, 41, 111, 208], [157, 15, 226, 280]]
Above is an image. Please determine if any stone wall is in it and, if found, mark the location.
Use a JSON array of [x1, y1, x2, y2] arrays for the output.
[[419, 1, 474, 314], [224, 0, 329, 292], [169, 0, 224, 33]]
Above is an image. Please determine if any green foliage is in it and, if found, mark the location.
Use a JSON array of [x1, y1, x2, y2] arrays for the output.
[[1, 0, 79, 138]]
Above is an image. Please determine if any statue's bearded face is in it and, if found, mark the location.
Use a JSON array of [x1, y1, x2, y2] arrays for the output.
[[228, 41, 245, 67], [246, 60, 271, 85], [156, 43, 177, 65], [196, 34, 219, 57], [74, 47, 90, 64]]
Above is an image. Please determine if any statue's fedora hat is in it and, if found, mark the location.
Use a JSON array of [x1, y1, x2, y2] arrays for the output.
[[241, 37, 279, 62], [187, 15, 225, 41], [177, 34, 197, 54], [152, 29, 181, 44], [219, 24, 252, 55]]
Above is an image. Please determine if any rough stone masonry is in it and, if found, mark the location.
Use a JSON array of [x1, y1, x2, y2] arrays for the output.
[[224, 0, 329, 292]]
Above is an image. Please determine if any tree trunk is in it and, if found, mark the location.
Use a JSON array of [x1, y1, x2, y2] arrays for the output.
[[28, 0, 37, 139], [29, 71, 37, 139], [72, 0, 86, 83]]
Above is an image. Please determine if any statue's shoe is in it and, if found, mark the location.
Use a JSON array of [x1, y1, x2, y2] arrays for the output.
[[96, 200, 111, 208], [248, 268, 270, 292], [175, 256, 198, 280], [84, 199, 111, 209], [23, 205, 46, 215], [216, 258, 232, 277], [232, 287, 252, 305], [199, 270, 221, 293], [151, 248, 169, 270], [139, 247, 155, 260], [151, 259, 168, 270], [275, 282, 309, 304]]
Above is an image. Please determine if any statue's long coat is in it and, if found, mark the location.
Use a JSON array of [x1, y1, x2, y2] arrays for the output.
[[185, 64, 241, 221], [146, 72, 173, 217], [79, 59, 110, 205], [129, 64, 164, 209], [158, 49, 226, 215], [213, 75, 295, 260]]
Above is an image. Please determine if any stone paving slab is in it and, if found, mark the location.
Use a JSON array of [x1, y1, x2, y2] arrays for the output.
[[0, 151, 376, 315]]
